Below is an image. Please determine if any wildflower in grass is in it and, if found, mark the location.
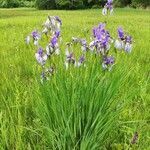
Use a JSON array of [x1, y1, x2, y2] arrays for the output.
[[46, 35, 60, 56], [102, 7, 107, 16], [51, 35, 60, 55], [55, 30, 61, 38], [115, 27, 133, 53], [72, 37, 88, 52], [114, 27, 125, 50], [51, 36, 58, 48], [118, 27, 124, 40], [90, 23, 112, 55], [66, 52, 76, 66], [44, 17, 52, 30], [102, 0, 113, 15], [26, 16, 134, 81], [31, 30, 41, 46], [65, 44, 76, 69], [41, 71, 46, 83], [55, 16, 62, 26], [124, 35, 132, 53], [41, 66, 55, 83], [72, 37, 80, 43], [114, 39, 124, 50], [25, 35, 30, 45], [80, 39, 88, 52], [32, 30, 40, 40], [43, 16, 62, 36], [89, 40, 97, 52], [47, 16, 56, 31], [51, 16, 62, 32], [46, 66, 55, 76], [35, 47, 47, 66], [42, 27, 48, 35], [78, 55, 85, 67], [131, 132, 138, 144], [102, 56, 115, 71]]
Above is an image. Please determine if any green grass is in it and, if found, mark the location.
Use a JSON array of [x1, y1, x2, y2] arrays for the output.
[[0, 8, 150, 149]]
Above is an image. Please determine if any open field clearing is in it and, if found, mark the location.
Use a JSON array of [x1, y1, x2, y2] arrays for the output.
[[0, 8, 150, 149]]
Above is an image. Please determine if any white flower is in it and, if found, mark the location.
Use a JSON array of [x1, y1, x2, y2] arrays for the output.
[[25, 36, 30, 45], [34, 40, 39, 46], [65, 48, 69, 56], [114, 40, 124, 50], [56, 22, 61, 31], [55, 48, 60, 55], [42, 27, 48, 34], [44, 18, 51, 29], [102, 7, 107, 15], [102, 63, 107, 70], [125, 43, 132, 53], [89, 41, 95, 51], [110, 8, 114, 15], [81, 46, 87, 52], [35, 53, 47, 66], [46, 45, 50, 56]]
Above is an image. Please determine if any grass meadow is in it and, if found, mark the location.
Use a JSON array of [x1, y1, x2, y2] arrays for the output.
[[0, 8, 150, 149]]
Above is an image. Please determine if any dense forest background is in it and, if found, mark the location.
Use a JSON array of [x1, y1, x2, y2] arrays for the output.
[[0, 0, 149, 9]]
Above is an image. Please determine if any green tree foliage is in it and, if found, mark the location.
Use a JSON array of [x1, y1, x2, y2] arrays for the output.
[[0, 0, 35, 8], [0, 0, 149, 9], [0, 0, 20, 8], [35, 0, 56, 9], [36, 0, 84, 10], [131, 0, 150, 8], [35, 0, 150, 9]]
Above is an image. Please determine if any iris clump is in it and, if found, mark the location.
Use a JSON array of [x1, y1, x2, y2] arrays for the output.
[[26, 16, 133, 81], [115, 27, 133, 53], [102, 0, 114, 15], [25, 15, 62, 82]]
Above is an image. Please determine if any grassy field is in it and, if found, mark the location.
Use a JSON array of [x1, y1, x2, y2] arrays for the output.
[[0, 8, 150, 149]]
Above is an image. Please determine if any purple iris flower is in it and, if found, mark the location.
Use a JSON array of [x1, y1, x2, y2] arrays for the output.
[[51, 36, 58, 48], [66, 52, 76, 64], [93, 28, 97, 37], [41, 72, 46, 82], [55, 16, 62, 25], [67, 52, 73, 59], [77, 55, 85, 67], [35, 47, 47, 66], [91, 23, 112, 54], [32, 31, 40, 40], [118, 27, 124, 40], [115, 27, 133, 53], [80, 39, 86, 46], [106, 30, 110, 37], [102, 56, 115, 70], [93, 23, 107, 40], [37, 47, 43, 56], [101, 38, 108, 48], [108, 0, 113, 3], [98, 23, 106, 30], [79, 55, 85, 64], [102, 0, 113, 15], [103, 56, 115, 65], [55, 30, 60, 38], [80, 39, 88, 51], [125, 35, 132, 44], [106, 0, 113, 8]]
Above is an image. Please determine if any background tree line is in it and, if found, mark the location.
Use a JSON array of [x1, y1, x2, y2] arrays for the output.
[[0, 0, 149, 9]]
